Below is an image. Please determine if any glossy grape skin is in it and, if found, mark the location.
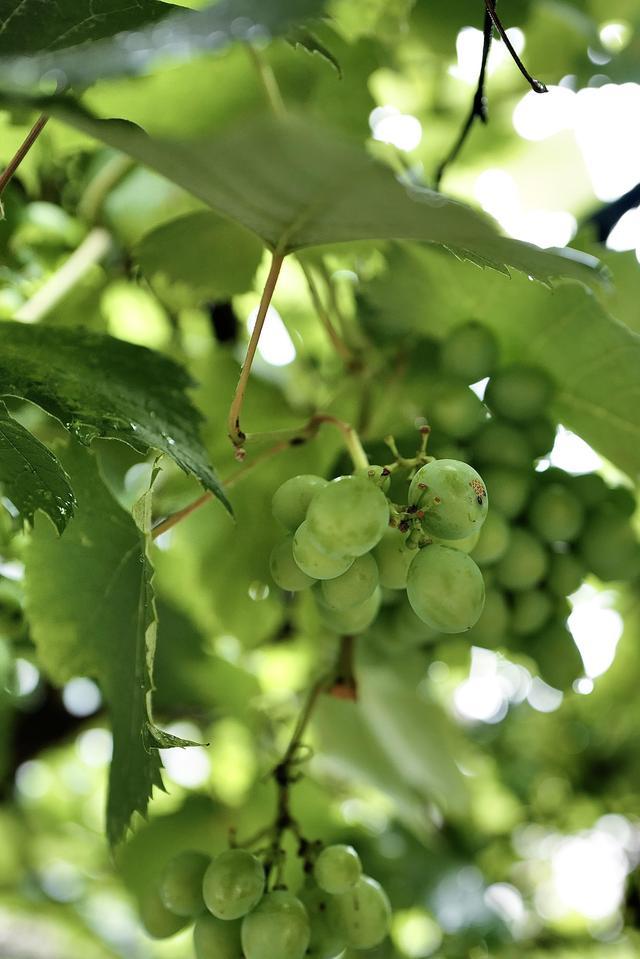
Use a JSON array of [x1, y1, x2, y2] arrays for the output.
[[440, 321, 499, 383], [578, 506, 640, 581], [528, 484, 584, 543], [373, 527, 416, 589], [429, 376, 486, 439], [485, 364, 554, 422], [270, 537, 315, 591], [320, 553, 378, 610], [314, 845, 362, 895], [241, 891, 310, 959], [329, 876, 391, 950], [272, 475, 328, 531], [139, 887, 188, 939], [547, 551, 586, 596], [318, 587, 381, 635], [406, 545, 485, 633], [471, 510, 510, 566], [354, 464, 392, 493], [465, 587, 510, 647], [194, 914, 243, 959], [159, 850, 210, 917], [409, 459, 488, 540], [293, 522, 353, 580], [511, 589, 553, 636], [202, 850, 265, 921], [299, 886, 347, 959], [306, 475, 389, 557], [480, 466, 531, 519], [495, 529, 548, 591]]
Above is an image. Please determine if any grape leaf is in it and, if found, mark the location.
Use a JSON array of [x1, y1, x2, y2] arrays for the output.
[[0, 0, 326, 91], [26, 102, 603, 285], [362, 243, 640, 480], [0, 0, 175, 55], [24, 442, 195, 844], [286, 26, 342, 77], [0, 321, 229, 511], [0, 400, 75, 533]]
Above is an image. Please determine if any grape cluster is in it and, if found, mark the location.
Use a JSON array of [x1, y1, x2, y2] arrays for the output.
[[138, 844, 391, 959], [270, 455, 490, 636]]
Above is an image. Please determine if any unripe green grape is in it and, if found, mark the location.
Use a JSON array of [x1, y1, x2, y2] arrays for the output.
[[471, 420, 533, 468], [329, 876, 391, 950], [430, 528, 481, 553], [527, 620, 583, 691], [318, 586, 381, 635], [407, 545, 485, 633], [354, 464, 392, 493], [578, 506, 640, 581], [511, 589, 553, 636], [428, 376, 486, 439], [314, 844, 362, 895], [485, 364, 554, 422], [373, 527, 416, 589], [241, 891, 310, 959], [495, 529, 548, 591], [465, 588, 510, 648], [306, 475, 389, 557], [202, 850, 265, 921], [139, 887, 188, 939], [270, 537, 315, 591], [570, 472, 608, 508], [320, 553, 378, 610], [394, 597, 441, 646], [608, 485, 636, 517], [159, 850, 210, 917], [479, 466, 531, 519], [529, 416, 557, 458], [409, 459, 488, 540], [194, 914, 243, 959], [547, 551, 586, 596], [471, 510, 510, 566], [272, 475, 328, 531], [440, 321, 499, 383], [299, 886, 346, 959], [293, 522, 353, 580], [528, 483, 584, 543]]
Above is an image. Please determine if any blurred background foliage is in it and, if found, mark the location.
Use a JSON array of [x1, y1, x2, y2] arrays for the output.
[[1, 0, 640, 957]]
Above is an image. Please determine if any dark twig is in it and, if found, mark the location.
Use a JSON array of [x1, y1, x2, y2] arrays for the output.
[[434, 7, 493, 189], [484, 0, 548, 93], [0, 114, 48, 197]]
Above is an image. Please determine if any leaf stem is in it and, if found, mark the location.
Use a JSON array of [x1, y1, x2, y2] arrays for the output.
[[245, 43, 287, 119], [483, 0, 548, 93], [14, 227, 113, 323], [78, 153, 135, 224], [227, 250, 285, 452], [0, 114, 48, 198], [299, 261, 354, 363]]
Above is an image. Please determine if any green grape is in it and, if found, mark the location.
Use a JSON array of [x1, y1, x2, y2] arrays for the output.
[[570, 472, 609, 508], [314, 844, 362, 895], [270, 537, 315, 591], [159, 850, 210, 917], [527, 620, 584, 691], [471, 510, 510, 566], [528, 483, 584, 543], [479, 466, 531, 519], [139, 886, 188, 939], [354, 464, 392, 493], [409, 459, 488, 540], [299, 886, 347, 959], [272, 475, 328, 531], [578, 505, 640, 581], [306, 475, 390, 557], [202, 850, 265, 921], [547, 551, 586, 597], [293, 522, 354, 581], [320, 553, 378, 610], [373, 527, 416, 589], [529, 416, 557, 458], [471, 420, 533, 468], [370, 599, 440, 652], [440, 321, 499, 383], [431, 528, 481, 553], [241, 891, 310, 959], [194, 914, 243, 959], [406, 545, 485, 633], [318, 586, 381, 635], [328, 876, 391, 950], [485, 364, 554, 422], [511, 589, 553, 636], [608, 485, 636, 517], [465, 588, 510, 647], [428, 376, 486, 439], [495, 529, 548, 591]]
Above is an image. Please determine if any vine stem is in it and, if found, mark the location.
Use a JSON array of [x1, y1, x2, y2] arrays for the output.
[[0, 114, 48, 197], [484, 0, 548, 93], [300, 261, 354, 363], [227, 250, 285, 451]]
